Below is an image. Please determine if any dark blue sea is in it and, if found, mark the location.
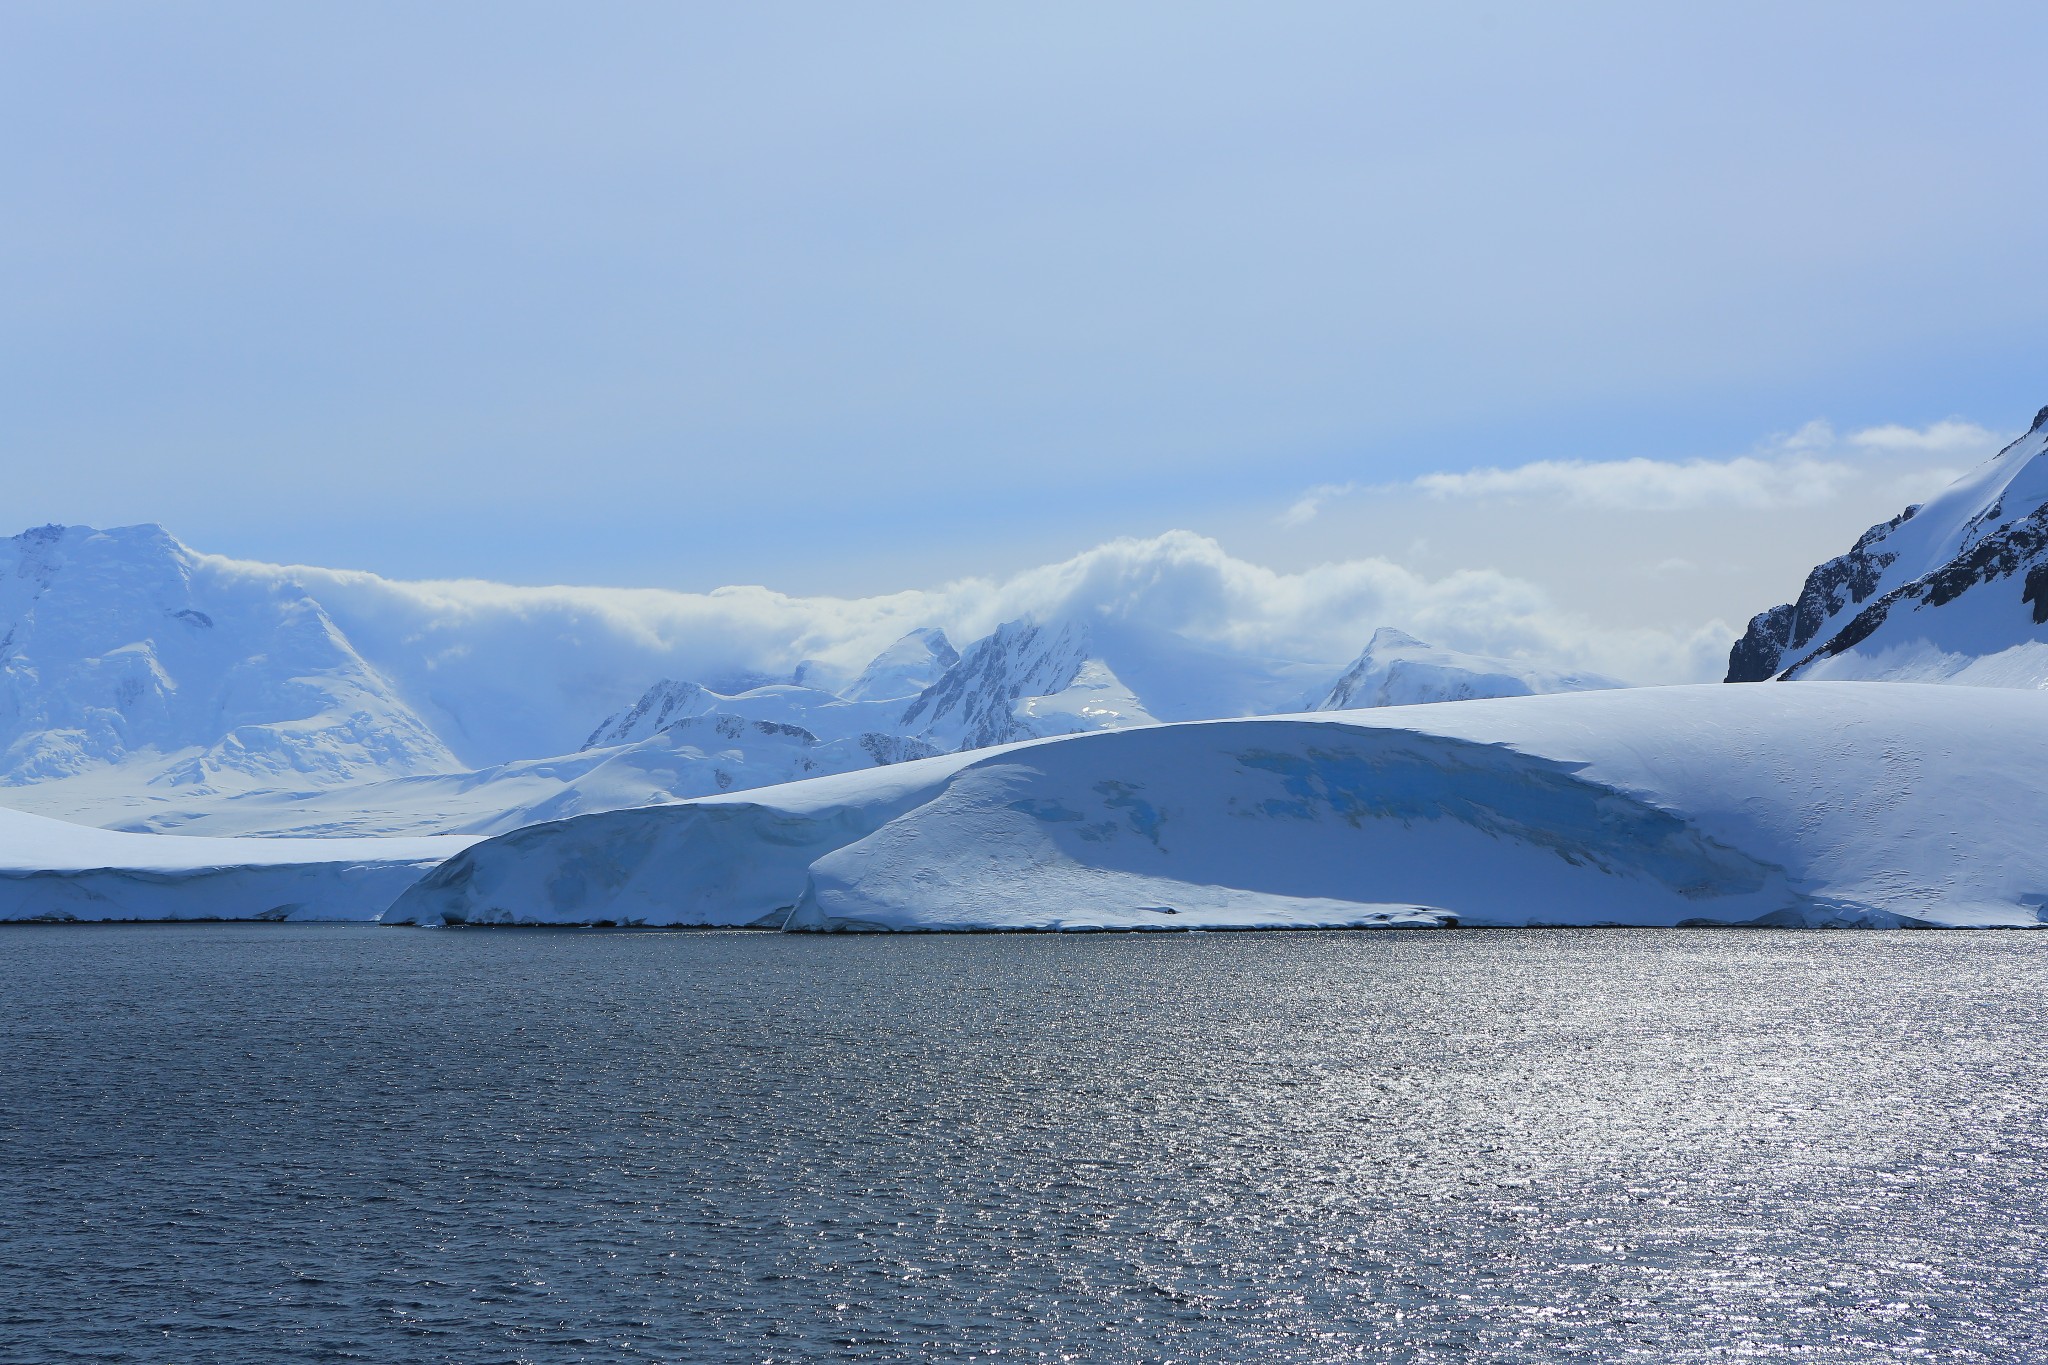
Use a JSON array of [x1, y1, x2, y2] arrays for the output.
[[1, 925, 2043, 1363]]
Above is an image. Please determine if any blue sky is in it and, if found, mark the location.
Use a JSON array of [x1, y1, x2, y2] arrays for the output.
[[4, 2, 2045, 615]]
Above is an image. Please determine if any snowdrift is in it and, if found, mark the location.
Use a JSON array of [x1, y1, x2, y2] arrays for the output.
[[385, 683, 2048, 931], [0, 806, 473, 922]]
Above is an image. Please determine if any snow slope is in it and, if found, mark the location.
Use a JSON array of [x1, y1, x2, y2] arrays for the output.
[[0, 804, 472, 922], [11, 711, 945, 840], [386, 682, 2048, 931], [1313, 628, 1624, 708], [1727, 404, 2048, 685]]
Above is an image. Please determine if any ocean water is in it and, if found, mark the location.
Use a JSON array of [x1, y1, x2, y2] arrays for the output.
[[1, 925, 2044, 1364]]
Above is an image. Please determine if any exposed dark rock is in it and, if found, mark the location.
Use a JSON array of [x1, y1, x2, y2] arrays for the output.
[[1726, 604, 1796, 683], [1724, 505, 1914, 682], [2026, 565, 2048, 625]]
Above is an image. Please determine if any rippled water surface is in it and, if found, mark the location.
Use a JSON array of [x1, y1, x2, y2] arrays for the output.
[[2, 926, 2046, 1363]]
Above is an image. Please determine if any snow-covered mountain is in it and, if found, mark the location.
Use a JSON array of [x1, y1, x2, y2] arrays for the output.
[[900, 618, 1110, 749], [1728, 403, 2048, 685], [1311, 628, 1624, 709], [0, 524, 456, 790]]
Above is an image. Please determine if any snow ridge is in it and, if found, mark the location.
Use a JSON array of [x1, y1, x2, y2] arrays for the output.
[[582, 680, 713, 749], [844, 628, 959, 702]]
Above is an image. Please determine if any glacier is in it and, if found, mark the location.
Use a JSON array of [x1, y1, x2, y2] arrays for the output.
[[386, 682, 2048, 931]]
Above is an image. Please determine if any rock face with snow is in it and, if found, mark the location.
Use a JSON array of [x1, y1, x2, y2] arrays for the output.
[[386, 683, 2048, 931], [1312, 628, 1624, 709], [1727, 404, 2048, 685], [894, 614, 1338, 752], [581, 680, 717, 748], [899, 618, 1108, 749]]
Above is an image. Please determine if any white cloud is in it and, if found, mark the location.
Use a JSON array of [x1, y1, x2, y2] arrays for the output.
[[173, 416, 2010, 759], [1282, 418, 2012, 520], [198, 527, 1731, 761], [1411, 453, 1855, 510], [1280, 482, 1359, 527], [1848, 419, 2005, 456]]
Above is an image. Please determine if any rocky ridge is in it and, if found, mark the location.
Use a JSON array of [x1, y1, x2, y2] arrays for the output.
[[1728, 403, 2048, 684]]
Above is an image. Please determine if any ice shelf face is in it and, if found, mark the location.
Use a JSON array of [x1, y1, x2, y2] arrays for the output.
[[0, 803, 475, 922], [384, 682, 2048, 931]]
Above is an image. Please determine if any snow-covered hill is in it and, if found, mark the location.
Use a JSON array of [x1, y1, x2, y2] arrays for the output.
[[1727, 404, 2048, 685], [386, 683, 2048, 931], [1312, 628, 1623, 708]]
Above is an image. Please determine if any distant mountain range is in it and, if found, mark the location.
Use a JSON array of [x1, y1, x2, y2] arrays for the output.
[[0, 523, 1612, 836]]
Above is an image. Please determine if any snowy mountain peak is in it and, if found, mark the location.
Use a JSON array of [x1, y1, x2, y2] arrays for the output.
[[1313, 630, 1623, 710], [582, 679, 714, 749], [0, 522, 1626, 837], [1363, 626, 1428, 653], [899, 617, 1096, 750], [1727, 405, 2048, 685], [843, 627, 960, 702]]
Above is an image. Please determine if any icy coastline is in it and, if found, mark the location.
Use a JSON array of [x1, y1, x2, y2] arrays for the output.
[[0, 805, 474, 922]]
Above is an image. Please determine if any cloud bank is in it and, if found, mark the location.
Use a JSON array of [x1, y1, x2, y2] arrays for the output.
[[1283, 419, 2005, 523], [190, 527, 1734, 765]]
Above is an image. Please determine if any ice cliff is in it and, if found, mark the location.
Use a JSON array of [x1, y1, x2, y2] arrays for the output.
[[0, 803, 471, 922]]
